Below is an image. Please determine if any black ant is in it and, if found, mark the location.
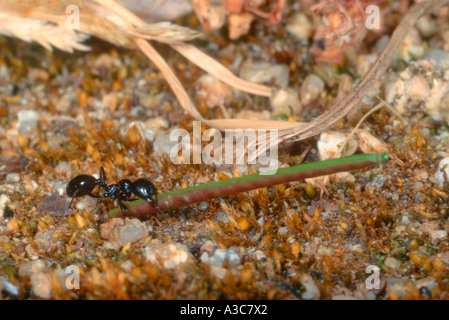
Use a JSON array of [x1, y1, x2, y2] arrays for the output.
[[65, 167, 169, 228]]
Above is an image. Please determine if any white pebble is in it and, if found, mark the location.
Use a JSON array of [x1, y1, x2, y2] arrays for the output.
[[435, 157, 449, 187], [153, 133, 179, 158], [196, 74, 232, 107], [144, 242, 195, 270], [317, 131, 358, 160], [300, 74, 325, 105], [16, 110, 40, 134], [240, 62, 290, 87], [5, 173, 20, 183], [270, 88, 302, 115], [300, 273, 320, 300], [286, 13, 313, 42], [208, 249, 241, 268]]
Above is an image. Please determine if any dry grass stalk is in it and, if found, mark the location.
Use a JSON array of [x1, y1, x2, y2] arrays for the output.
[[1, 0, 448, 147]]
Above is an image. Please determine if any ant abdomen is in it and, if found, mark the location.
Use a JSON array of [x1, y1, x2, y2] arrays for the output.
[[66, 174, 98, 197]]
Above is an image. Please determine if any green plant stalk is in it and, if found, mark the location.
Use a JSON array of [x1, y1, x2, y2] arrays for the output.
[[109, 153, 389, 218]]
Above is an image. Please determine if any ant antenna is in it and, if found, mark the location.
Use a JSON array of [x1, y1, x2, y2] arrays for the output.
[[50, 191, 76, 238]]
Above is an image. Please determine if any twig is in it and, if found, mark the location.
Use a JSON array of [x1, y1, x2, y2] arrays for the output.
[[109, 153, 389, 218]]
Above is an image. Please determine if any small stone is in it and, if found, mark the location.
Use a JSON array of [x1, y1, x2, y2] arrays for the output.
[[383, 56, 449, 124], [356, 54, 378, 77], [418, 221, 439, 237], [399, 28, 424, 62], [240, 62, 290, 87], [416, 15, 438, 37], [330, 172, 355, 184], [286, 13, 313, 42], [100, 218, 149, 248], [349, 244, 363, 253], [210, 265, 228, 279], [153, 133, 179, 158], [415, 169, 428, 181], [200, 252, 209, 263], [400, 216, 410, 226], [93, 53, 122, 71], [196, 74, 232, 107], [54, 161, 71, 178], [366, 174, 387, 191], [270, 88, 302, 115], [31, 272, 53, 299], [18, 260, 48, 278], [228, 12, 254, 40], [300, 74, 325, 105], [413, 182, 424, 192], [278, 227, 288, 237], [208, 249, 241, 268], [429, 230, 447, 242], [317, 131, 358, 160], [5, 173, 20, 183], [143, 242, 196, 270], [25, 244, 39, 260], [384, 257, 401, 270], [197, 202, 209, 211], [56, 91, 76, 113], [144, 117, 169, 132], [317, 246, 334, 256], [437, 251, 449, 266], [435, 157, 449, 187], [300, 273, 320, 300], [17, 260, 53, 298], [34, 229, 57, 251], [16, 110, 40, 134], [216, 212, 230, 224], [253, 250, 267, 261]]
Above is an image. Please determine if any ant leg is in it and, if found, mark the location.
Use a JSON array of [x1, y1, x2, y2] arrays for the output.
[[67, 194, 77, 211], [148, 196, 172, 231], [52, 191, 78, 237], [117, 198, 128, 227], [89, 183, 104, 214], [99, 167, 108, 190]]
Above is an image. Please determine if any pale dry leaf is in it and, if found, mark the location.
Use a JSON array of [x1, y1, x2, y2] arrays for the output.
[[0, 13, 90, 53], [131, 22, 201, 44]]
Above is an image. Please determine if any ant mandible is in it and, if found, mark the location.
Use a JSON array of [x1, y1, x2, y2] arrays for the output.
[[66, 167, 168, 226]]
